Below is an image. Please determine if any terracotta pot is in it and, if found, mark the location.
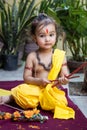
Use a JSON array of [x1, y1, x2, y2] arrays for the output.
[[67, 59, 85, 73]]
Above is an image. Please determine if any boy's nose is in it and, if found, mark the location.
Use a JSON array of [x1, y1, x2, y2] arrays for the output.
[[45, 36, 50, 41]]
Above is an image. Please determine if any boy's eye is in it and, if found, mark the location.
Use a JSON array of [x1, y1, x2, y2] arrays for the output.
[[39, 34, 44, 37], [50, 33, 55, 36], [50, 34, 53, 36]]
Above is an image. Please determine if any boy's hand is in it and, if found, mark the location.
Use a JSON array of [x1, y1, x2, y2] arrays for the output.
[[51, 76, 69, 87], [39, 78, 51, 87], [58, 76, 69, 85]]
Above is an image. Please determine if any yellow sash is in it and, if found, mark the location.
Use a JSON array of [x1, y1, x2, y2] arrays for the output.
[[0, 89, 11, 96]]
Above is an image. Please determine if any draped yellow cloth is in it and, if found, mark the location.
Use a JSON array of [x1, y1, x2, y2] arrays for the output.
[[0, 49, 75, 119], [0, 89, 11, 96], [39, 49, 75, 119]]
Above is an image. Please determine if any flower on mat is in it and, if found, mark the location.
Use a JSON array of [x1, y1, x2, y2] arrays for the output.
[[0, 108, 48, 122], [0, 111, 11, 120], [23, 110, 34, 118], [12, 111, 21, 120], [33, 108, 40, 114], [23, 108, 40, 119], [3, 112, 11, 119], [0, 115, 3, 120]]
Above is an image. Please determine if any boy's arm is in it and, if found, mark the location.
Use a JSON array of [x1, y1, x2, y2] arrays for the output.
[[60, 56, 69, 77], [58, 56, 69, 85], [23, 52, 50, 87]]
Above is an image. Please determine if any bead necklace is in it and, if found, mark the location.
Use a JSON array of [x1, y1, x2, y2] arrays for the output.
[[36, 50, 53, 71]]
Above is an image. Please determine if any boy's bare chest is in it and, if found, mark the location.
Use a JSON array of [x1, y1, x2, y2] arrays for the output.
[[35, 65, 49, 78], [33, 57, 52, 78], [36, 51, 52, 71]]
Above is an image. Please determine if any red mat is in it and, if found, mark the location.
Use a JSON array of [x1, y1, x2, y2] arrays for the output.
[[0, 81, 87, 130]]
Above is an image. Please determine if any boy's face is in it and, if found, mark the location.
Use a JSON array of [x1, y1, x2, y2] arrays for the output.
[[34, 23, 56, 50]]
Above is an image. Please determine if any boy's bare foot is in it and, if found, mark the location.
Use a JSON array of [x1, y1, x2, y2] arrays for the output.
[[0, 95, 12, 104]]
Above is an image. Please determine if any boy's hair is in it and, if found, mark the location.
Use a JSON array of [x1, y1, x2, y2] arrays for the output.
[[30, 13, 64, 43]]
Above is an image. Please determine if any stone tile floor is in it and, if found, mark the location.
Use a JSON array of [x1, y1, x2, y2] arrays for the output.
[[0, 62, 87, 118]]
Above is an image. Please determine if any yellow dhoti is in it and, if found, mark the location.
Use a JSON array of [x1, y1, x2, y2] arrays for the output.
[[0, 49, 75, 119]]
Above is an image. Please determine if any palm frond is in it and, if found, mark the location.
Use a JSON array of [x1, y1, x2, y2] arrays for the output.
[[0, 0, 38, 55]]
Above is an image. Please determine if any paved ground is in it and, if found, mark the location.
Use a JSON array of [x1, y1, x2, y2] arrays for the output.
[[0, 62, 87, 118]]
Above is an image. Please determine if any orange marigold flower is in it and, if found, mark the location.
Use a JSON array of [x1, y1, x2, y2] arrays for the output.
[[13, 111, 21, 118], [4, 113, 11, 120], [33, 108, 40, 114], [0, 115, 3, 120], [12, 111, 21, 121], [23, 110, 34, 118]]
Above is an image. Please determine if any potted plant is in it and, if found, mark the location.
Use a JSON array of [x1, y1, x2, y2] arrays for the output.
[[0, 0, 37, 70], [54, 0, 87, 71], [54, 0, 87, 93]]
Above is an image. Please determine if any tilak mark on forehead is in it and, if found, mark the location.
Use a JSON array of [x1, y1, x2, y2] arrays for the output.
[[46, 28, 48, 34]]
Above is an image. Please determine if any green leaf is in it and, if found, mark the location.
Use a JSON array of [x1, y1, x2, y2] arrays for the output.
[[47, 8, 61, 24]]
